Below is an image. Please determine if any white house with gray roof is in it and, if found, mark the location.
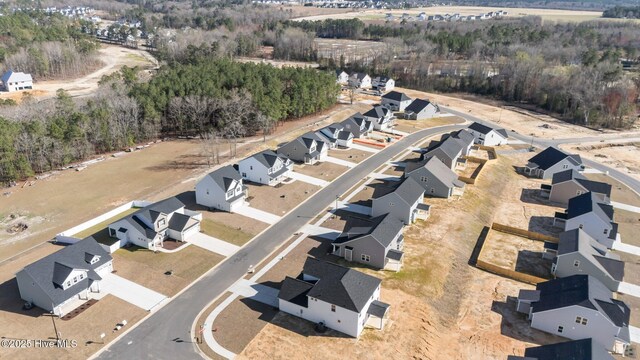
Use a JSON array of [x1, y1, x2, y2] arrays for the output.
[[348, 73, 371, 89], [525, 147, 583, 179], [554, 192, 619, 248], [317, 123, 353, 148], [277, 134, 327, 165], [508, 338, 614, 360], [381, 91, 412, 111], [238, 150, 293, 186], [372, 76, 395, 92], [336, 70, 349, 85], [278, 257, 390, 337], [107, 197, 201, 251], [16, 237, 113, 316], [331, 213, 405, 271], [371, 177, 429, 225], [418, 130, 474, 171], [363, 105, 394, 131], [516, 275, 630, 354], [1, 70, 33, 92], [403, 99, 439, 120], [196, 165, 247, 212], [550, 229, 624, 292], [404, 156, 465, 198], [542, 169, 611, 206], [466, 122, 508, 146]]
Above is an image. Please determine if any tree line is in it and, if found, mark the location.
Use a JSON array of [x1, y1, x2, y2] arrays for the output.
[[603, 6, 640, 19]]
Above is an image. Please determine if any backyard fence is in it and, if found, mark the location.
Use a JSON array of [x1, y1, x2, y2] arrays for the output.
[[475, 260, 547, 285], [458, 157, 488, 185], [491, 223, 559, 243]]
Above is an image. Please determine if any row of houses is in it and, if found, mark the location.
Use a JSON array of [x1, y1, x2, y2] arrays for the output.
[[336, 71, 395, 92], [512, 146, 631, 356]]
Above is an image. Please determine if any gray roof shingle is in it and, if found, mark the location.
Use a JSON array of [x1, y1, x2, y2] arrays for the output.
[[382, 91, 411, 102], [528, 147, 582, 170], [334, 213, 404, 248], [206, 165, 242, 192]]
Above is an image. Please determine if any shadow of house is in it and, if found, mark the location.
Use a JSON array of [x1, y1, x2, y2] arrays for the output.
[[268, 311, 352, 339], [528, 216, 562, 237], [350, 181, 396, 208], [515, 250, 553, 279], [0, 278, 48, 318], [491, 297, 565, 345], [519, 189, 555, 207], [469, 226, 490, 266]]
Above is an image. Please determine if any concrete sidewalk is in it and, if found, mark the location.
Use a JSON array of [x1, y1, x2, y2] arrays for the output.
[[288, 172, 329, 187], [350, 143, 380, 153], [189, 232, 239, 257], [302, 224, 341, 240], [101, 273, 167, 311], [228, 279, 279, 307], [234, 205, 282, 225], [336, 201, 371, 215], [611, 201, 640, 214], [325, 156, 357, 168]]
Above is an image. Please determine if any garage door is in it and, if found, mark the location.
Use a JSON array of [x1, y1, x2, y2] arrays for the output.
[[183, 224, 200, 240]]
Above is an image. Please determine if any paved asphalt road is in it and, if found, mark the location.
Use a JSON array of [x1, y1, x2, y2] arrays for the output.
[[443, 107, 640, 194], [97, 124, 465, 360]]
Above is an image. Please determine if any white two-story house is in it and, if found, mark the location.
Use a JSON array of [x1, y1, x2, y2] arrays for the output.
[[195, 165, 247, 212], [238, 150, 293, 186]]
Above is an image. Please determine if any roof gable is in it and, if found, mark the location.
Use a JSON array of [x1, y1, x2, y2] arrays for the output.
[[528, 147, 582, 171], [206, 165, 242, 192]]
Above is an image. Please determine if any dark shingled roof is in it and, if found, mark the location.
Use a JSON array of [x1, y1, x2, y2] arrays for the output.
[[468, 122, 494, 135], [20, 237, 112, 306], [245, 150, 289, 169], [528, 147, 582, 171], [337, 130, 353, 140], [596, 298, 630, 327], [278, 276, 313, 307], [381, 91, 410, 102], [206, 165, 242, 192], [334, 213, 404, 247], [363, 105, 390, 120], [374, 177, 424, 206], [551, 169, 580, 184], [405, 98, 433, 113], [594, 256, 625, 281], [558, 229, 625, 282], [552, 170, 612, 196], [566, 192, 613, 222], [366, 300, 390, 318], [302, 257, 382, 312], [522, 338, 612, 360], [168, 212, 196, 232]]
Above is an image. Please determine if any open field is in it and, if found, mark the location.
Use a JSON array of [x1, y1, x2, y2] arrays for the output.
[[563, 142, 640, 182], [292, 6, 606, 23], [0, 44, 156, 102], [112, 245, 224, 297], [233, 152, 566, 359], [315, 38, 386, 63]]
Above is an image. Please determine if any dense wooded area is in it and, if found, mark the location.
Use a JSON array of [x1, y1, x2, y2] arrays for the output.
[[603, 6, 640, 19]]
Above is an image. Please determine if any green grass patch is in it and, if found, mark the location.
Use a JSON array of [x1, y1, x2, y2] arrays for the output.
[[72, 207, 139, 239], [200, 218, 254, 246]]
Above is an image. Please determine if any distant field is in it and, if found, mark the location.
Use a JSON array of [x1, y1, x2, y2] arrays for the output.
[[314, 38, 386, 63], [292, 5, 608, 23]]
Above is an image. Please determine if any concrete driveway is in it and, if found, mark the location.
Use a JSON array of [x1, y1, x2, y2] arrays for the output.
[[288, 172, 329, 187], [619, 282, 640, 298], [189, 232, 240, 257], [350, 143, 380, 153], [234, 205, 282, 224], [228, 279, 279, 307], [101, 273, 167, 311], [613, 240, 640, 256], [325, 156, 357, 168], [337, 201, 371, 215]]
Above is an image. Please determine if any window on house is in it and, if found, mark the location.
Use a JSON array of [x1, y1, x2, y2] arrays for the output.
[[361, 254, 370, 262], [67, 281, 71, 287], [73, 277, 78, 283], [575, 316, 588, 325], [576, 190, 582, 195], [579, 224, 583, 229], [242, 172, 247, 177], [389, 202, 394, 206], [331, 304, 336, 312], [557, 326, 564, 333], [227, 190, 233, 198], [430, 188, 435, 194], [603, 229, 608, 234], [206, 189, 209, 195], [420, 176, 428, 182], [562, 164, 569, 169], [573, 260, 580, 267], [80, 274, 84, 280], [250, 166, 253, 170]]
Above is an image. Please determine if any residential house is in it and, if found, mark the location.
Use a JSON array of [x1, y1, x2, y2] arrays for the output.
[[381, 91, 412, 111], [363, 105, 394, 131], [417, 12, 427, 21], [331, 213, 405, 271], [238, 150, 293, 186], [372, 76, 395, 92], [348, 73, 372, 89], [1, 70, 33, 92], [466, 122, 509, 146], [418, 130, 474, 171], [16, 237, 113, 316], [336, 70, 349, 85], [516, 275, 630, 354], [195, 165, 247, 212], [108, 197, 201, 250], [551, 229, 624, 292], [317, 124, 353, 148], [507, 338, 614, 360], [542, 169, 611, 206], [277, 135, 326, 165], [403, 99, 439, 120], [554, 192, 619, 249], [278, 257, 390, 338], [524, 147, 583, 179], [341, 113, 373, 138], [404, 156, 465, 198], [371, 177, 429, 224], [300, 131, 329, 159]]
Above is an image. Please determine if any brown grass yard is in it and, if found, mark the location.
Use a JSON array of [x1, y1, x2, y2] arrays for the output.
[[294, 161, 348, 182], [393, 116, 465, 134], [614, 209, 640, 248], [327, 148, 371, 164], [245, 181, 320, 216], [199, 218, 259, 247], [585, 173, 640, 207], [71, 208, 140, 240], [111, 245, 223, 297]]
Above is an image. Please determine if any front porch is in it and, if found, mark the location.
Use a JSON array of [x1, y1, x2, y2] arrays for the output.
[[365, 300, 391, 330], [413, 203, 431, 222]]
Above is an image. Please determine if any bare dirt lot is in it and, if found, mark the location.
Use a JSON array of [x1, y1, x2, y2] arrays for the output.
[[294, 161, 348, 182], [480, 229, 553, 279], [393, 116, 465, 134], [563, 142, 640, 182], [327, 147, 372, 164], [292, 6, 606, 23], [0, 45, 156, 102], [315, 38, 387, 63], [246, 180, 320, 217]]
